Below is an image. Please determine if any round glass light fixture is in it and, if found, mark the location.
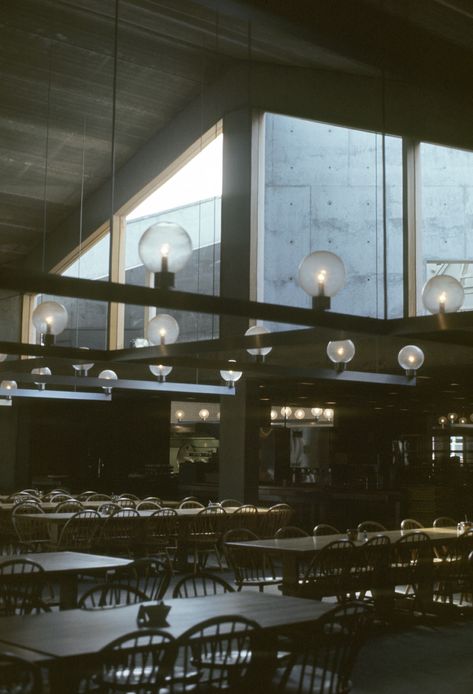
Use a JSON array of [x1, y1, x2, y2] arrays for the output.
[[397, 345, 424, 377], [31, 367, 51, 391], [138, 221, 192, 289], [1, 379, 17, 399], [220, 360, 242, 387], [422, 275, 464, 314], [199, 408, 210, 422], [311, 407, 323, 418], [270, 408, 278, 421], [149, 364, 173, 382], [175, 409, 185, 422], [72, 347, 94, 376], [98, 369, 118, 394], [326, 339, 355, 371], [448, 412, 458, 423], [32, 301, 68, 345], [294, 408, 306, 420], [245, 325, 272, 359], [298, 250, 346, 310], [280, 406, 292, 418], [459, 416, 468, 425], [323, 408, 334, 421], [148, 314, 179, 346], [438, 416, 448, 427]]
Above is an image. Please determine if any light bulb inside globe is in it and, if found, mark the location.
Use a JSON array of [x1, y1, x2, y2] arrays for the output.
[[32, 301, 68, 345], [422, 274, 464, 314], [220, 360, 242, 387], [270, 408, 278, 421], [148, 314, 179, 346], [398, 345, 424, 377], [280, 406, 292, 418], [199, 408, 210, 422], [438, 416, 448, 427], [31, 367, 51, 391], [459, 417, 468, 425], [448, 412, 458, 422], [138, 221, 193, 289], [323, 408, 334, 421], [175, 409, 185, 422], [245, 325, 272, 359], [98, 369, 118, 395], [326, 340, 355, 371], [1, 380, 17, 399], [294, 408, 305, 420], [311, 407, 323, 419], [149, 364, 173, 382], [298, 251, 346, 310]]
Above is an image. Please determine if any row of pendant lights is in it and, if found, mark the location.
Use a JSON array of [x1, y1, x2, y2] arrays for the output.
[[438, 412, 473, 427], [26, 222, 452, 379], [271, 406, 334, 422]]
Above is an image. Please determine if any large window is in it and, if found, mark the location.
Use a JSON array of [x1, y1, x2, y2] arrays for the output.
[[123, 134, 222, 346], [38, 233, 110, 349], [263, 113, 403, 323], [419, 142, 473, 313]]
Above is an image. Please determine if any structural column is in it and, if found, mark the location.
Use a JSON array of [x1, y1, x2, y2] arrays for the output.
[[218, 106, 261, 502]]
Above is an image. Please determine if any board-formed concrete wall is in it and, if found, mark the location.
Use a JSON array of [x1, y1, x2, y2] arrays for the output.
[[263, 113, 404, 322]]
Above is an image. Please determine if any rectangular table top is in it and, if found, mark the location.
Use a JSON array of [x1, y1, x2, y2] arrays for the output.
[[19, 506, 263, 523], [0, 592, 333, 662], [227, 527, 460, 555], [0, 551, 132, 574]]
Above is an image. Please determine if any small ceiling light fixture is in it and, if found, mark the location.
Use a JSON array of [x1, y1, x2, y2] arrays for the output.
[[72, 347, 94, 376], [280, 406, 292, 418], [294, 408, 306, 420], [326, 339, 355, 372], [0, 380, 17, 400], [32, 301, 68, 346], [397, 345, 424, 378], [148, 314, 179, 346], [149, 364, 173, 382], [98, 369, 118, 395], [245, 325, 272, 362], [175, 409, 185, 423], [459, 416, 468, 425], [438, 416, 448, 428], [220, 360, 242, 388], [311, 407, 323, 419], [198, 408, 210, 422], [422, 275, 464, 314], [323, 408, 334, 422], [31, 367, 51, 391], [138, 221, 193, 289], [298, 250, 346, 311], [448, 412, 458, 423], [270, 408, 278, 421]]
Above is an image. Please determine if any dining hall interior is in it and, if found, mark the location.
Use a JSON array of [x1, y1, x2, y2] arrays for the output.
[[2, 0, 473, 692]]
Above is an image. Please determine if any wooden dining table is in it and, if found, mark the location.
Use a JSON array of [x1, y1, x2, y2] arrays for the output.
[[0, 591, 335, 691], [0, 551, 132, 609], [226, 527, 460, 594]]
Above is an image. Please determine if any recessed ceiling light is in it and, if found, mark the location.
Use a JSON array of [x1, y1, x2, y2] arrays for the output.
[[450, 383, 459, 386], [326, 401, 336, 404]]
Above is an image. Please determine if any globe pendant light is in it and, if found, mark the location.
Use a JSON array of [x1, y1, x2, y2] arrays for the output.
[[98, 369, 118, 394], [32, 301, 68, 346], [199, 408, 210, 422], [297, 250, 346, 310], [280, 406, 292, 418], [220, 359, 242, 387], [148, 314, 179, 346], [326, 339, 355, 372], [0, 380, 17, 400], [422, 275, 464, 314], [270, 408, 278, 421], [149, 364, 173, 382], [398, 345, 424, 378], [311, 407, 323, 419], [138, 221, 193, 289], [31, 367, 51, 391], [245, 325, 272, 362], [294, 408, 305, 420], [323, 408, 334, 422], [175, 409, 185, 422], [72, 347, 94, 376]]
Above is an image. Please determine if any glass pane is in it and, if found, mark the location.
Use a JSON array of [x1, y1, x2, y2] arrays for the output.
[[419, 142, 473, 313], [263, 113, 403, 326], [0, 291, 21, 342], [123, 134, 222, 346], [39, 233, 110, 349]]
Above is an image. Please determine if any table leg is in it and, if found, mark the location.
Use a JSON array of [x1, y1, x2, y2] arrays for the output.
[[59, 575, 79, 610]]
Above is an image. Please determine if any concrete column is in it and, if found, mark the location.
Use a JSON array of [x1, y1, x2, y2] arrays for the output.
[[219, 378, 262, 503]]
